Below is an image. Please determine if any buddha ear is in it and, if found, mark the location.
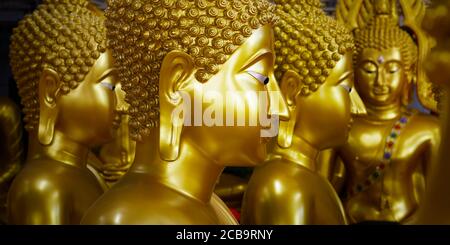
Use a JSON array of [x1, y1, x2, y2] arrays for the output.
[[159, 50, 195, 162], [279, 70, 302, 106], [38, 68, 61, 146], [277, 70, 301, 148]]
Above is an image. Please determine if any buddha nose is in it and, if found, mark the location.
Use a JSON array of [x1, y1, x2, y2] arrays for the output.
[[267, 78, 290, 121], [375, 71, 385, 87], [115, 83, 129, 113]]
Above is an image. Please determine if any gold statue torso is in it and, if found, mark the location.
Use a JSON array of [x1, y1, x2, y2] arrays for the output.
[[81, 172, 236, 224], [8, 157, 103, 224], [242, 156, 346, 224], [341, 111, 440, 223]]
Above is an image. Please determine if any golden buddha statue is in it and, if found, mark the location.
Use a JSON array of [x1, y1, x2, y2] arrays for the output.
[[7, 0, 118, 224], [240, 0, 366, 225], [87, 83, 135, 188], [332, 0, 441, 224], [0, 97, 24, 224], [414, 0, 450, 224], [81, 0, 289, 225], [337, 0, 440, 114]]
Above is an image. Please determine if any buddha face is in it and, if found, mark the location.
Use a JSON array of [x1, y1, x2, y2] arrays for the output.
[[355, 47, 407, 106], [54, 50, 118, 147], [294, 52, 365, 149], [179, 25, 289, 166]]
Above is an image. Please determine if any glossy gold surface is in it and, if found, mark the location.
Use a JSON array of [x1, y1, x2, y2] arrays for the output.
[[0, 97, 24, 224], [81, 0, 288, 225], [415, 0, 450, 224], [7, 0, 117, 224], [317, 148, 346, 193], [334, 0, 441, 223], [337, 0, 440, 113], [241, 1, 364, 225], [214, 173, 248, 209], [87, 83, 135, 188]]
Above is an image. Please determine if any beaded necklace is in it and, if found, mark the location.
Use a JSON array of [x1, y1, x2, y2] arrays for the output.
[[347, 111, 413, 198]]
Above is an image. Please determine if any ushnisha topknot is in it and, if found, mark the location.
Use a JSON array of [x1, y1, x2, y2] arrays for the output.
[[273, 0, 354, 96], [9, 0, 107, 131], [354, 15, 418, 72], [106, 0, 277, 140]]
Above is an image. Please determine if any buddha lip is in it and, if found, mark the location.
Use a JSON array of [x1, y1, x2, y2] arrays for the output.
[[373, 87, 389, 95]]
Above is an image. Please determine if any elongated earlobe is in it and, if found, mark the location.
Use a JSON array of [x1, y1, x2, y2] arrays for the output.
[[38, 68, 60, 146], [277, 70, 302, 148], [159, 50, 195, 161], [277, 112, 297, 148]]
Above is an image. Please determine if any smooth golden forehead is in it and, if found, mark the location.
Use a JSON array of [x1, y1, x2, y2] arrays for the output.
[[106, 0, 277, 139], [273, 1, 354, 96]]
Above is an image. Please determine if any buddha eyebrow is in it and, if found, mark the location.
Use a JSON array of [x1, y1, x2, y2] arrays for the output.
[[96, 68, 117, 83], [239, 48, 273, 72]]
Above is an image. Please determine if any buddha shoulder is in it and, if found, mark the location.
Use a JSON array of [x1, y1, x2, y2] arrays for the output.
[[9, 158, 100, 197], [404, 112, 440, 141], [244, 158, 345, 224], [81, 173, 221, 224], [248, 158, 331, 198]]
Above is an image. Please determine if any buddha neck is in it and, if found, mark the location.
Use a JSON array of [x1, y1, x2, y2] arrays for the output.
[[39, 130, 89, 169], [271, 135, 319, 172], [365, 101, 402, 121], [131, 128, 224, 204]]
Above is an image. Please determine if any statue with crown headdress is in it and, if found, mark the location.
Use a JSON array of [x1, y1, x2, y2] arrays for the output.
[[327, 0, 441, 224]]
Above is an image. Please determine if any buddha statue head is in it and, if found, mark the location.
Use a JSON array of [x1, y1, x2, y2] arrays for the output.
[[353, 10, 418, 108], [106, 0, 288, 166], [273, 0, 365, 150], [9, 0, 118, 148]]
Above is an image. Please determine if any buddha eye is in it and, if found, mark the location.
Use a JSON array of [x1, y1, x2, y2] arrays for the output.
[[100, 81, 115, 91], [340, 84, 352, 93], [386, 62, 401, 73], [361, 62, 377, 74], [246, 71, 269, 85]]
